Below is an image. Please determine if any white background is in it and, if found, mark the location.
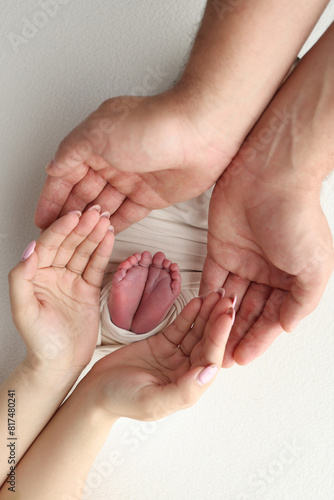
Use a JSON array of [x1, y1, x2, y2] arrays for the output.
[[1, 1, 334, 499]]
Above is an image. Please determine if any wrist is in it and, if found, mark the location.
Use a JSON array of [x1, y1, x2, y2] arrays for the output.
[[22, 354, 85, 398], [76, 370, 119, 425]]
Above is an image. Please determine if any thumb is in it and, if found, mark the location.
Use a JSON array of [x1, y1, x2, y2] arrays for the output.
[[157, 365, 219, 417], [8, 241, 40, 327], [199, 254, 228, 296], [280, 255, 334, 332]]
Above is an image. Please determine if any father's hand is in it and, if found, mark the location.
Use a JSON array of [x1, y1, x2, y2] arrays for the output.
[[200, 154, 333, 368], [200, 24, 334, 367], [34, 91, 237, 233]]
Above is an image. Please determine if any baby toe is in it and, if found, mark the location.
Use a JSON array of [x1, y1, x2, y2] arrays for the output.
[[152, 251, 166, 268]]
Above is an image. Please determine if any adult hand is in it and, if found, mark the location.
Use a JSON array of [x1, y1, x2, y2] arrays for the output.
[[9, 208, 114, 380], [200, 24, 334, 367], [34, 92, 234, 233], [88, 293, 234, 421], [34, 0, 327, 232]]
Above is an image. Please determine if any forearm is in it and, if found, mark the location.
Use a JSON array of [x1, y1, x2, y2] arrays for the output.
[[0, 375, 115, 500], [0, 356, 82, 487], [175, 0, 329, 149], [240, 21, 334, 188]]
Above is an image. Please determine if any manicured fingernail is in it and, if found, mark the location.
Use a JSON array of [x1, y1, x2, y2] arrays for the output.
[[45, 159, 54, 172], [21, 241, 36, 261], [197, 365, 218, 386], [218, 288, 225, 297], [108, 225, 115, 233], [101, 211, 111, 219], [231, 292, 237, 308], [87, 204, 101, 213], [68, 210, 82, 217], [226, 307, 235, 325]]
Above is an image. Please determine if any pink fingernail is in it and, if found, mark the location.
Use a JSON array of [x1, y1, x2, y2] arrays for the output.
[[87, 205, 101, 213], [21, 241, 36, 261], [231, 292, 237, 308], [45, 159, 54, 172], [68, 210, 82, 217], [226, 307, 235, 325], [197, 365, 218, 386], [218, 288, 225, 297], [101, 211, 111, 219], [108, 225, 115, 233]]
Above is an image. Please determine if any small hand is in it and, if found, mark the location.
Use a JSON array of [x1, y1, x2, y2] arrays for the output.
[[88, 293, 234, 421], [9, 208, 115, 379], [34, 92, 237, 232]]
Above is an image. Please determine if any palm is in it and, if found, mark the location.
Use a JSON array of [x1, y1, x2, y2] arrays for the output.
[[90, 294, 234, 420], [201, 163, 333, 366], [29, 266, 100, 365], [35, 94, 236, 232]]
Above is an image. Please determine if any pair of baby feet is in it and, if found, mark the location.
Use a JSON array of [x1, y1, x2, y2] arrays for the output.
[[108, 251, 182, 334]]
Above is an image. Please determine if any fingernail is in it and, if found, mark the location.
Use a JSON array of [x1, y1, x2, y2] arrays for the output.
[[68, 210, 82, 217], [231, 292, 237, 308], [87, 204, 101, 213], [197, 365, 218, 386], [218, 288, 225, 297], [21, 241, 36, 261], [108, 225, 115, 233], [226, 307, 235, 325], [45, 159, 54, 172], [101, 211, 111, 219], [198, 295, 205, 301]]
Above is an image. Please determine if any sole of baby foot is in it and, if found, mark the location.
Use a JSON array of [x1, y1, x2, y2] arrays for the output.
[[108, 251, 152, 330], [130, 252, 182, 334]]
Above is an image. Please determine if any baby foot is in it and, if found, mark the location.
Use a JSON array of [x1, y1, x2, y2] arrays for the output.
[[130, 252, 182, 334], [108, 251, 152, 331]]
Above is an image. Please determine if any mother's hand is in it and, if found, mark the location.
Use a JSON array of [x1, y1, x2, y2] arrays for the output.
[[87, 293, 234, 421]]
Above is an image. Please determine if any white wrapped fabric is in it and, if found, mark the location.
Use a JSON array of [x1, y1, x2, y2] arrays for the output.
[[63, 188, 212, 401]]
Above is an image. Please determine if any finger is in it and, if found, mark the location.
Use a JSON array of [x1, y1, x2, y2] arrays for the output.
[[66, 216, 113, 276], [58, 167, 108, 217], [193, 299, 235, 367], [85, 182, 127, 216], [82, 229, 115, 287], [110, 198, 152, 234], [280, 256, 334, 331], [34, 212, 82, 268], [162, 297, 203, 346], [222, 282, 272, 368], [51, 208, 102, 268], [199, 254, 229, 296], [181, 292, 222, 354], [8, 242, 40, 329], [221, 273, 251, 310], [146, 310, 234, 418], [34, 166, 89, 230], [232, 288, 287, 366]]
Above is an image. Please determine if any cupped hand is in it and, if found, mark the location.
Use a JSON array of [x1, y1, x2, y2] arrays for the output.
[[88, 293, 234, 421], [34, 91, 238, 233], [9, 208, 115, 377], [200, 105, 334, 369]]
